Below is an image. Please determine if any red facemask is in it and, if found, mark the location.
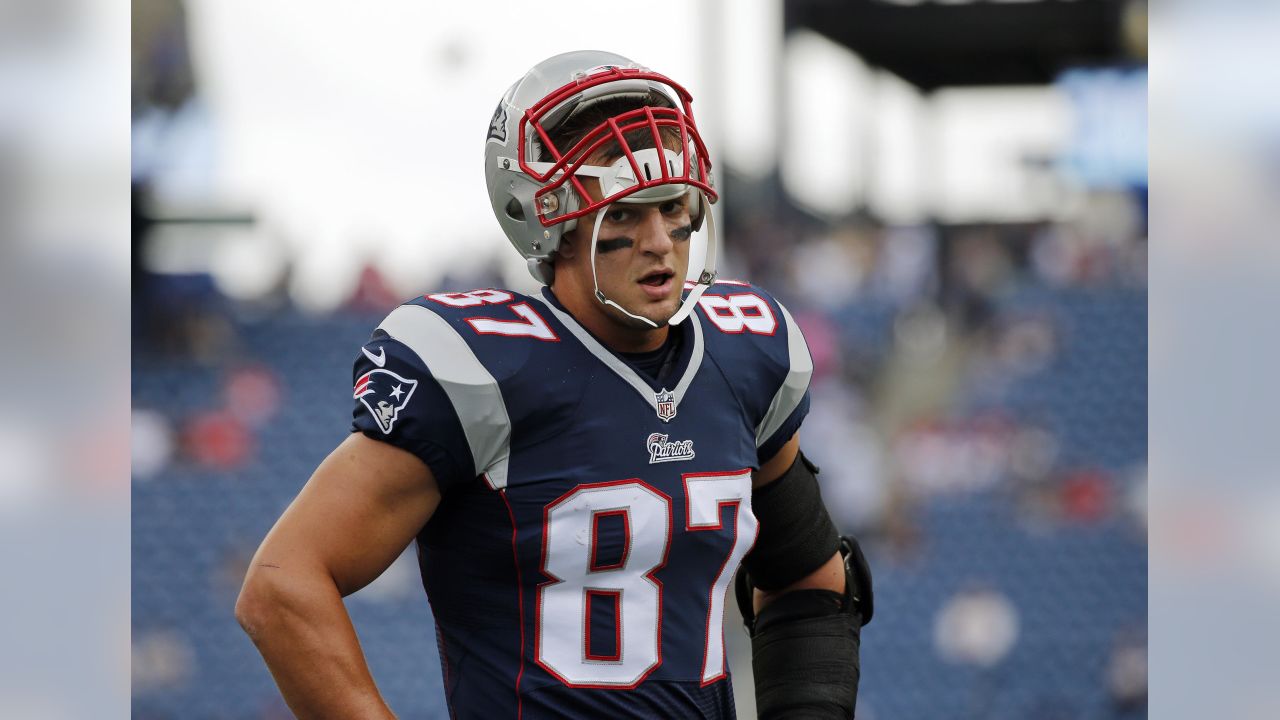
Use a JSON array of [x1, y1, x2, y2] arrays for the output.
[[515, 65, 718, 228]]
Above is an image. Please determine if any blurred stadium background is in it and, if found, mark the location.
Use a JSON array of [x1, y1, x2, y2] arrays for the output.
[[131, 1, 1147, 718]]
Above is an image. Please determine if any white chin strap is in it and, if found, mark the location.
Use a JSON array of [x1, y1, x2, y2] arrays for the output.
[[588, 192, 718, 328]]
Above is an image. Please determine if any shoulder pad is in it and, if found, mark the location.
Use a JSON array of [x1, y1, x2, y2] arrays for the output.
[[399, 288, 559, 380], [691, 280, 813, 461], [351, 288, 553, 492]]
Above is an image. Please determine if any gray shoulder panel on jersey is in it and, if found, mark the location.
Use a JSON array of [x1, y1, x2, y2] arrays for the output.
[[755, 300, 813, 448], [378, 304, 512, 489]]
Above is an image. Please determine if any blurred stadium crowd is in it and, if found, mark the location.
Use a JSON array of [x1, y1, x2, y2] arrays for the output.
[[132, 1, 1147, 718]]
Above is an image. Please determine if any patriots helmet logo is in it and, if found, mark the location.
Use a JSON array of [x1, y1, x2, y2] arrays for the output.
[[487, 100, 508, 143], [354, 368, 418, 434]]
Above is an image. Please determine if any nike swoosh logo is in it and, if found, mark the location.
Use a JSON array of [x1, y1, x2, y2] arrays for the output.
[[362, 346, 386, 367]]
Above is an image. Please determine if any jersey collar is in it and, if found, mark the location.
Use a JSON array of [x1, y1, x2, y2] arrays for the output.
[[532, 288, 705, 421]]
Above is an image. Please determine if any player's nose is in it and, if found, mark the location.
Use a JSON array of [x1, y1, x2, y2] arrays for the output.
[[635, 207, 674, 256]]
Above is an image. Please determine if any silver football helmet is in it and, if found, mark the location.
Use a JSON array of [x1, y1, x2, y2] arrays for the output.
[[483, 50, 718, 327]]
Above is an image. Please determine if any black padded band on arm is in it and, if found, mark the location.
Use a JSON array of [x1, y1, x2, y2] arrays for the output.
[[744, 451, 840, 591], [736, 535, 873, 719], [750, 589, 861, 719]]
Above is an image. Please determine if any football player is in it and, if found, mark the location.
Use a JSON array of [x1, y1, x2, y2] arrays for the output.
[[236, 50, 871, 719]]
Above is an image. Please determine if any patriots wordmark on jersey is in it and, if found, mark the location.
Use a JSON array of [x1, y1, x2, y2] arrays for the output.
[[349, 281, 812, 719]]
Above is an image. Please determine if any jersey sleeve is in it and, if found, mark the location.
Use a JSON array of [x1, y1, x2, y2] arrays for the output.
[[753, 296, 813, 464], [350, 303, 513, 494], [350, 330, 475, 492]]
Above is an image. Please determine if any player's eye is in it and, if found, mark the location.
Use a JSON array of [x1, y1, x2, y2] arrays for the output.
[[660, 199, 687, 215], [605, 208, 633, 223]]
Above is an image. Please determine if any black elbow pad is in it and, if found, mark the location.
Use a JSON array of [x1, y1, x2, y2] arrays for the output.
[[743, 451, 840, 591]]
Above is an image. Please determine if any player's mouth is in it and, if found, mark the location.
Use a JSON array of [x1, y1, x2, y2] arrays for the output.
[[637, 269, 675, 300]]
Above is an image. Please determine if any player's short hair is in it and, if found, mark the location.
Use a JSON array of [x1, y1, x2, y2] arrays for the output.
[[541, 94, 685, 166]]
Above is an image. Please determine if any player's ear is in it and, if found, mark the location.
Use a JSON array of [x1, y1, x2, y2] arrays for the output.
[[558, 230, 578, 261]]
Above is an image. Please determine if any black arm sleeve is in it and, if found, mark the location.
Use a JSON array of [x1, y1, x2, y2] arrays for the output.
[[751, 589, 861, 719], [743, 451, 840, 591], [739, 536, 874, 719]]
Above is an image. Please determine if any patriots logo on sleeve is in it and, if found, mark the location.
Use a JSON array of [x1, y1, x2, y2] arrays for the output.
[[354, 368, 419, 434]]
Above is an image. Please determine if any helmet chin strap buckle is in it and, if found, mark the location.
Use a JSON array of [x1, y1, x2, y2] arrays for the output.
[[588, 192, 718, 329]]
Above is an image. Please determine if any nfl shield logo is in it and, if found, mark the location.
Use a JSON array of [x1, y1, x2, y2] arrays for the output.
[[654, 388, 676, 422]]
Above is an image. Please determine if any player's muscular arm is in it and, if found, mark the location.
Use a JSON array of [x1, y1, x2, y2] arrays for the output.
[[235, 433, 442, 720], [751, 433, 845, 612]]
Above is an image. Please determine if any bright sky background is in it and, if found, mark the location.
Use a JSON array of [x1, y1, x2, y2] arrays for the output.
[[142, 0, 1118, 310], [182, 0, 710, 309]]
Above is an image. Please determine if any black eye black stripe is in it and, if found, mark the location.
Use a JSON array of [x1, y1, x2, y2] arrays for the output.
[[597, 237, 635, 254], [595, 224, 693, 254]]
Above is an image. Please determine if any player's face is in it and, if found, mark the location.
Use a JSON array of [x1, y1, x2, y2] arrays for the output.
[[572, 188, 694, 328]]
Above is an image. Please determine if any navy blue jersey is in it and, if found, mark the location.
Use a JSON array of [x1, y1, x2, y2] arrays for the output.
[[350, 282, 812, 719]]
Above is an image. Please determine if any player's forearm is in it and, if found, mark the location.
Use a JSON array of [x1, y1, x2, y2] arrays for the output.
[[745, 550, 863, 719], [236, 569, 395, 720]]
